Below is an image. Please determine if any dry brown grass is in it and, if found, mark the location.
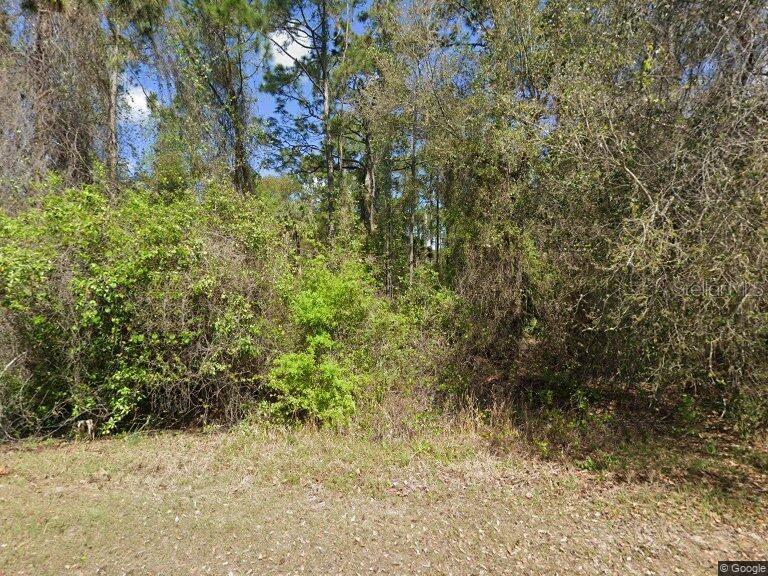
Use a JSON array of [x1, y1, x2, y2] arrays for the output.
[[1, 422, 766, 576]]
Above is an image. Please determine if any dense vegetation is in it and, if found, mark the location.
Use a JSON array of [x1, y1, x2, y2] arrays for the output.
[[0, 0, 766, 439]]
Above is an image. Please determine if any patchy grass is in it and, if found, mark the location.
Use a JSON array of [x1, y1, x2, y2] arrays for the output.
[[1, 422, 766, 575], [464, 381, 768, 519]]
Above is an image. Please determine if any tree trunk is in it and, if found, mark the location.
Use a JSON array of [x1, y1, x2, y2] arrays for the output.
[[435, 181, 440, 275], [320, 0, 334, 239], [364, 129, 376, 234], [383, 158, 393, 296], [0, 9, 11, 51], [338, 132, 345, 216], [226, 44, 252, 196], [32, 7, 52, 171], [408, 107, 417, 286], [232, 108, 252, 195], [514, 250, 524, 317], [106, 24, 120, 197]]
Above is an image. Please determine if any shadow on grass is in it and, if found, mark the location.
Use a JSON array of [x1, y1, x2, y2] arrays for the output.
[[463, 376, 768, 516]]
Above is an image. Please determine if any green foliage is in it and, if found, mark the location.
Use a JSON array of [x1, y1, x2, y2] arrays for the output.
[[267, 338, 356, 425], [0, 180, 288, 436], [266, 257, 374, 425], [0, 179, 427, 435], [4, 0, 767, 439], [151, 109, 192, 199], [286, 257, 373, 339]]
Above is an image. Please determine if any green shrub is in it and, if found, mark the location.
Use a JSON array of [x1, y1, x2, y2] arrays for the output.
[[263, 252, 433, 425], [265, 257, 374, 425], [0, 180, 289, 436], [0, 183, 420, 435], [285, 256, 373, 339], [267, 334, 356, 425]]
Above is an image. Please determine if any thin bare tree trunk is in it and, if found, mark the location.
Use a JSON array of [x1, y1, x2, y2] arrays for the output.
[[0, 9, 11, 51], [338, 133, 344, 203], [106, 24, 119, 196], [514, 250, 523, 317], [32, 7, 52, 171], [231, 105, 252, 195], [408, 107, 417, 286], [227, 38, 252, 196], [364, 128, 376, 234], [435, 182, 440, 274], [320, 0, 334, 239]]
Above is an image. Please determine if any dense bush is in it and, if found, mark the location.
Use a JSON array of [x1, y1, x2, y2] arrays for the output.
[[401, 0, 768, 433], [266, 254, 427, 425], [3, 0, 766, 440], [266, 257, 372, 423], [534, 0, 768, 432], [0, 180, 291, 435], [0, 180, 427, 437], [267, 334, 357, 425]]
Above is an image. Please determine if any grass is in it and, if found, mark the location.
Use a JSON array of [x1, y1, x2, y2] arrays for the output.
[[1, 418, 766, 575], [464, 380, 768, 518]]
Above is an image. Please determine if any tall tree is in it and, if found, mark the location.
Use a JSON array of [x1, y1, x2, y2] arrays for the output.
[[19, 0, 105, 183], [103, 0, 163, 193], [263, 0, 363, 238], [171, 0, 264, 194]]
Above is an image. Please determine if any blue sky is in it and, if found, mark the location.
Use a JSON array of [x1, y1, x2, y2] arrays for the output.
[[120, 31, 312, 177]]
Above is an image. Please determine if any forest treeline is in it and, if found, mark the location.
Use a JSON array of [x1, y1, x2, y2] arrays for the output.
[[0, 0, 766, 438]]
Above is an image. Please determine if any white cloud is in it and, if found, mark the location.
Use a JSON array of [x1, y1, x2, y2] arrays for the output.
[[122, 86, 150, 123], [269, 31, 311, 68]]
